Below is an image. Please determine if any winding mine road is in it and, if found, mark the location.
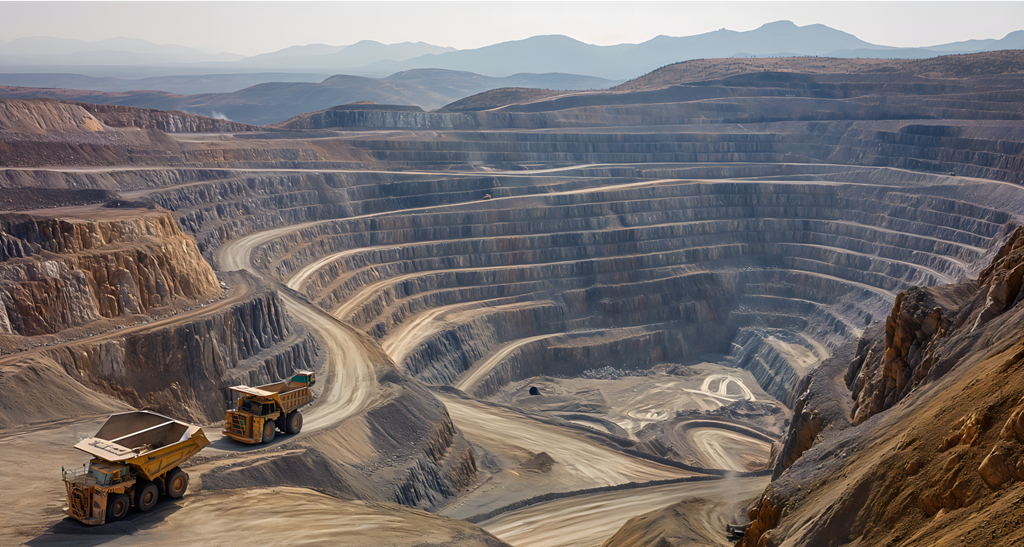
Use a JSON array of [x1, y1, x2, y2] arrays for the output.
[[219, 231, 381, 432], [685, 374, 756, 402], [439, 394, 688, 487], [478, 477, 769, 547], [454, 333, 568, 393], [188, 162, 836, 546]]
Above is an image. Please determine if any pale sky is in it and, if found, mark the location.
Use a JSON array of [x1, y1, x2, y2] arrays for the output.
[[1, 1, 1022, 56]]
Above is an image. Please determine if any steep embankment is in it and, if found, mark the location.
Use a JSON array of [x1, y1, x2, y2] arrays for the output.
[[0, 98, 182, 167], [0, 209, 220, 337], [738, 227, 1024, 547], [0, 207, 322, 426]]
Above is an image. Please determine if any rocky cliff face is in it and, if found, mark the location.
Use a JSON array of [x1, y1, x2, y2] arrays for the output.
[[0, 211, 220, 336], [0, 272, 318, 423], [73, 102, 259, 133], [738, 226, 1024, 547]]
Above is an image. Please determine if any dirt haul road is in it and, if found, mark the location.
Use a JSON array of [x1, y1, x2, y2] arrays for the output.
[[683, 427, 771, 472], [478, 476, 769, 547], [220, 231, 381, 433]]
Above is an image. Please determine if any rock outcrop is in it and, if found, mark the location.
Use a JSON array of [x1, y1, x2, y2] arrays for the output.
[[736, 226, 1024, 546], [0, 211, 220, 336], [34, 273, 315, 422]]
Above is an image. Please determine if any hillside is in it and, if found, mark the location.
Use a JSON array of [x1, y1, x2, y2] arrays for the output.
[[739, 228, 1024, 547], [0, 69, 618, 125], [441, 50, 1024, 112], [353, 22, 1024, 80], [615, 49, 1024, 92]]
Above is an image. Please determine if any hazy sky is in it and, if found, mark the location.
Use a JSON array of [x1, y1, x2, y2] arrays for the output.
[[1, 1, 1023, 56]]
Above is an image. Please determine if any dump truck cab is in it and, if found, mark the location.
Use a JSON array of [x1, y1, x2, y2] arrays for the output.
[[223, 371, 316, 444], [62, 411, 209, 525], [87, 460, 130, 486]]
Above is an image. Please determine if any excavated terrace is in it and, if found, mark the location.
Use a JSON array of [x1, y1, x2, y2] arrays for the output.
[[3, 59, 1024, 547]]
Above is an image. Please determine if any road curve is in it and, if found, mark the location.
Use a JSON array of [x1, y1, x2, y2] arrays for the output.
[[479, 476, 769, 547], [438, 394, 689, 487], [453, 333, 567, 393], [219, 227, 380, 432]]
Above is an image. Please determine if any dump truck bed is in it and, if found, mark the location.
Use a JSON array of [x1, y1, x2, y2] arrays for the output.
[[229, 383, 313, 414], [74, 411, 210, 481]]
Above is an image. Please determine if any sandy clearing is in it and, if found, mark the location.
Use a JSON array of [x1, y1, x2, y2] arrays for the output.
[[438, 394, 688, 487], [479, 477, 768, 547], [684, 374, 756, 403], [685, 428, 772, 472], [23, 487, 507, 547]]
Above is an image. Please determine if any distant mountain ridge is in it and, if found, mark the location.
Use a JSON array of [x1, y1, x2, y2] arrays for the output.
[[361, 21, 884, 79], [0, 36, 243, 65], [359, 21, 1024, 79], [2, 21, 1023, 82], [236, 40, 457, 69]]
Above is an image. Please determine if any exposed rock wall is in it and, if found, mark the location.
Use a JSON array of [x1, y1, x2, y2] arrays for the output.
[[847, 227, 1024, 425], [39, 275, 308, 422], [400, 301, 563, 384], [73, 102, 259, 133], [334, 118, 1024, 183], [0, 212, 220, 335], [739, 226, 1024, 547]]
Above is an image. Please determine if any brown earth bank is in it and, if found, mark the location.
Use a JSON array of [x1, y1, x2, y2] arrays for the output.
[[445, 50, 1024, 110], [738, 227, 1024, 547]]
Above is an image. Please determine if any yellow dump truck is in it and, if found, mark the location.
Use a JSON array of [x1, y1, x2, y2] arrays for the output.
[[222, 371, 315, 443], [62, 411, 210, 525]]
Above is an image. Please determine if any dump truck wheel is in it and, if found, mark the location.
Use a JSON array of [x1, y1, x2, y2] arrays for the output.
[[107, 493, 129, 522], [287, 411, 303, 434], [134, 481, 159, 512], [165, 468, 189, 499], [262, 420, 276, 443]]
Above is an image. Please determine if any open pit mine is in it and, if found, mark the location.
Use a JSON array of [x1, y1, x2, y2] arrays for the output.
[[2, 51, 1024, 547]]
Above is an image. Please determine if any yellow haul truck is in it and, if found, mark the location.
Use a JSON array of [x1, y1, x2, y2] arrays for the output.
[[222, 371, 315, 444], [62, 411, 210, 525]]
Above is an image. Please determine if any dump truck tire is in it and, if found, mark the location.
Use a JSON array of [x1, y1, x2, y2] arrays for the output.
[[262, 420, 276, 443], [135, 481, 159, 512], [287, 411, 303, 434], [107, 493, 130, 522], [165, 468, 189, 499]]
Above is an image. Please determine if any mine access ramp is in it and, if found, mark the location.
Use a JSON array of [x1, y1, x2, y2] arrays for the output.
[[222, 371, 316, 444], [62, 411, 210, 525]]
